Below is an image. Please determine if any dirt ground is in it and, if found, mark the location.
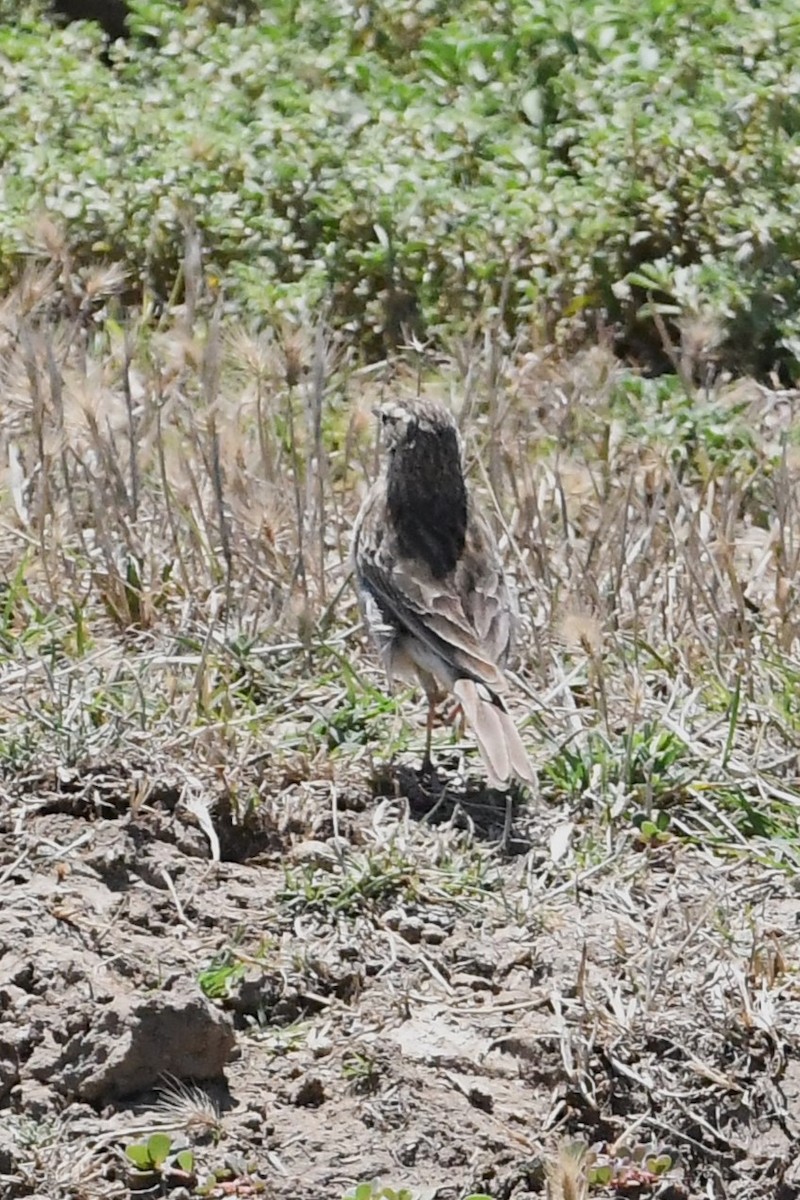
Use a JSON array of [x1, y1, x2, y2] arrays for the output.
[[2, 753, 799, 1200]]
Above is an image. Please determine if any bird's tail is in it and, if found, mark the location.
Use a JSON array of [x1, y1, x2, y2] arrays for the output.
[[452, 678, 537, 791]]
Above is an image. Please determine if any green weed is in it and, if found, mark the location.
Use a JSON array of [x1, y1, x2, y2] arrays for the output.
[[125, 1133, 194, 1178]]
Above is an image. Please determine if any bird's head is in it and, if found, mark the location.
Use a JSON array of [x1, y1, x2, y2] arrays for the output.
[[374, 398, 461, 457]]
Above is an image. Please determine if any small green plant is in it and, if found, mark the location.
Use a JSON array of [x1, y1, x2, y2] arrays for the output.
[[311, 685, 403, 751], [125, 1132, 194, 1175], [633, 808, 672, 847], [586, 1141, 673, 1189], [543, 738, 599, 800], [125, 1132, 171, 1172], [195, 1154, 267, 1197], [280, 847, 420, 917], [342, 1050, 384, 1094], [544, 725, 690, 808], [198, 949, 248, 1001]]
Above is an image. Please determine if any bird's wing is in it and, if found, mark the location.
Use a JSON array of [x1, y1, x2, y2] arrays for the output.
[[453, 504, 514, 668], [355, 488, 511, 694]]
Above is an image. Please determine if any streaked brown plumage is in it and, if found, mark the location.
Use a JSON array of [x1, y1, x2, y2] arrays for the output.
[[352, 397, 536, 790]]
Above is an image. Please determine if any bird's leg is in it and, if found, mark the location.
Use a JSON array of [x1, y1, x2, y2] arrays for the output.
[[422, 697, 436, 773], [441, 696, 465, 736], [421, 691, 465, 774], [419, 674, 445, 775]]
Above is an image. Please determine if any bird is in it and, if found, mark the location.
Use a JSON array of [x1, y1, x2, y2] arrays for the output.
[[352, 397, 536, 790]]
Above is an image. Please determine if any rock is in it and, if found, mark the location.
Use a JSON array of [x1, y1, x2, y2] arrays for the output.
[[12, 1081, 54, 1121], [25, 981, 234, 1102], [0, 1018, 31, 1104]]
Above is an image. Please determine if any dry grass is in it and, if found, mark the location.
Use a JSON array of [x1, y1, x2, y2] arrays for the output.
[[1, 253, 800, 1198], [2, 263, 799, 858]]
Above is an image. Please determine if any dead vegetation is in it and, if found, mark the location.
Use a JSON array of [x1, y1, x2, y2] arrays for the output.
[[1, 251, 800, 1199]]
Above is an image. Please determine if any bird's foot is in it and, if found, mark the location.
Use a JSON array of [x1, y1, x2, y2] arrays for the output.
[[441, 697, 465, 735], [420, 751, 438, 779]]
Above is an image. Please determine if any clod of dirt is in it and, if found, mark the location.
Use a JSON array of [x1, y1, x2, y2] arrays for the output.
[[466, 1084, 493, 1113], [24, 980, 234, 1102], [294, 1077, 326, 1107]]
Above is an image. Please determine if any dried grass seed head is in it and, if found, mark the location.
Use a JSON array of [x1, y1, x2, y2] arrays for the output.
[[559, 609, 604, 657]]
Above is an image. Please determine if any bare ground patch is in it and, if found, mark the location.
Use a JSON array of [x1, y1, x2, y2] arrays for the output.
[[1, 758, 798, 1199]]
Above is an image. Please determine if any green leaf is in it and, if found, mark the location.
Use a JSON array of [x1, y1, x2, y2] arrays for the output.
[[146, 1132, 172, 1167], [589, 1164, 614, 1185], [175, 1149, 195, 1172], [125, 1143, 153, 1169]]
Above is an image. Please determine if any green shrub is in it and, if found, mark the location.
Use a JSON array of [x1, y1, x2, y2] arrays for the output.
[[2, 0, 800, 370]]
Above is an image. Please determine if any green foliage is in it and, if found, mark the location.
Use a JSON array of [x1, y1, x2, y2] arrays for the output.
[[125, 1133, 194, 1174], [280, 848, 421, 917], [280, 834, 499, 918], [198, 947, 248, 999], [586, 1141, 673, 1189], [195, 1157, 267, 1195], [309, 669, 405, 751], [2, 0, 800, 367], [176, 1148, 195, 1172], [544, 724, 690, 806], [609, 374, 759, 475], [633, 809, 671, 847], [342, 1050, 384, 1093]]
